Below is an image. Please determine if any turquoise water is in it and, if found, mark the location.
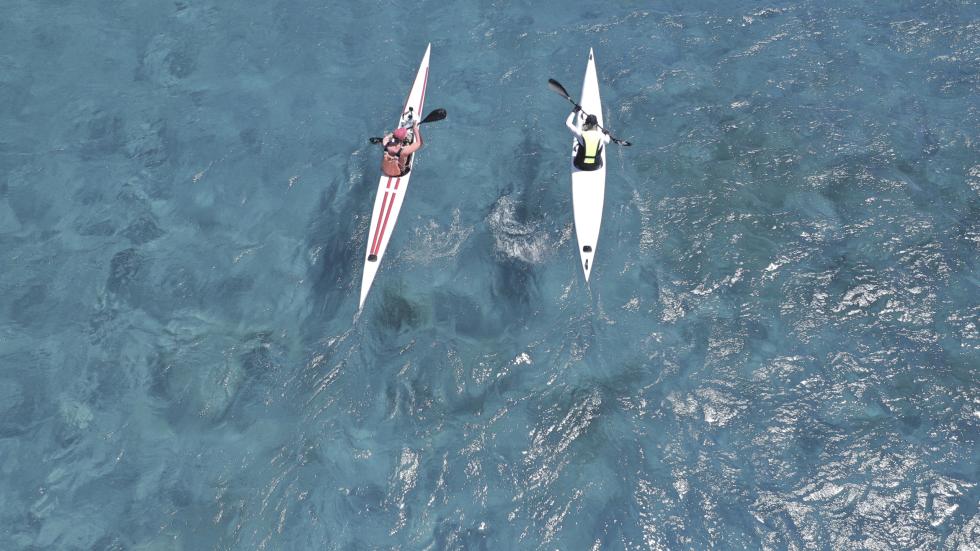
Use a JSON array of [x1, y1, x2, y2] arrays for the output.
[[2, 1, 979, 549]]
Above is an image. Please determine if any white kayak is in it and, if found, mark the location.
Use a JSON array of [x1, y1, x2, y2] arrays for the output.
[[359, 44, 431, 310], [570, 48, 606, 282]]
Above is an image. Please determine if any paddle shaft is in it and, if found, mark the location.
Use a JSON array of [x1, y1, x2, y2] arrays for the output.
[[369, 108, 446, 144], [549, 79, 631, 146]]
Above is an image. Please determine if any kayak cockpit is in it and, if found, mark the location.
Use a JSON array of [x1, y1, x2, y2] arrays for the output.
[[572, 142, 603, 171]]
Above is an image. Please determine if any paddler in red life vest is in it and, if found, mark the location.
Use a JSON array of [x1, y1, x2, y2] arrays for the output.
[[380, 122, 423, 177], [566, 107, 609, 171]]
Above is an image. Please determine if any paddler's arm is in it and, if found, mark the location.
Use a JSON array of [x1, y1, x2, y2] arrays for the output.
[[401, 123, 423, 155], [381, 132, 393, 147], [565, 111, 583, 141]]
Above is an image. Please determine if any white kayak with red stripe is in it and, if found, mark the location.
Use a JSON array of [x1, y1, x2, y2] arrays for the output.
[[359, 44, 431, 310], [570, 48, 606, 282]]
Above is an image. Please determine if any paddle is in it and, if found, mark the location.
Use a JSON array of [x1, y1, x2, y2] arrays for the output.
[[369, 108, 447, 144], [548, 79, 632, 146]]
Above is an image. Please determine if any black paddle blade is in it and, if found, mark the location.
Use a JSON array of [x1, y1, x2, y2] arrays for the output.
[[421, 108, 447, 123], [548, 78, 571, 99], [370, 108, 444, 143], [614, 138, 633, 147]]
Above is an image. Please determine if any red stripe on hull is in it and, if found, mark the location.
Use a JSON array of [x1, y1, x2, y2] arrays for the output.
[[376, 189, 397, 256], [370, 49, 427, 264], [370, 191, 389, 256]]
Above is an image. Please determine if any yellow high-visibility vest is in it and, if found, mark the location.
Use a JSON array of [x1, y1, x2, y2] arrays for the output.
[[582, 130, 602, 164]]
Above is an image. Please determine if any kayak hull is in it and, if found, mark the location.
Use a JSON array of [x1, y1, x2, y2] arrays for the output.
[[359, 44, 431, 310], [570, 48, 605, 282]]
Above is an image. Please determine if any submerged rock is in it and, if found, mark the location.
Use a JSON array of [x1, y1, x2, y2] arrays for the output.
[[376, 289, 425, 332], [126, 118, 171, 169], [433, 290, 489, 338], [121, 215, 164, 245], [0, 378, 24, 414], [0, 377, 29, 437], [151, 316, 246, 423], [136, 34, 197, 87], [10, 284, 48, 327], [58, 397, 94, 431], [107, 248, 144, 294], [67, 103, 126, 160]]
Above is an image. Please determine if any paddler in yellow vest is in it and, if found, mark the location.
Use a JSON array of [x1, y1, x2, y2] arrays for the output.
[[566, 107, 609, 171], [380, 121, 423, 177]]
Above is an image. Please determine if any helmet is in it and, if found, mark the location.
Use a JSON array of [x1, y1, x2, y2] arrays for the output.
[[585, 114, 598, 126], [393, 127, 408, 140]]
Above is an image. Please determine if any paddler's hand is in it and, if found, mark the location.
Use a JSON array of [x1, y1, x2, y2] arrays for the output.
[[574, 105, 582, 113]]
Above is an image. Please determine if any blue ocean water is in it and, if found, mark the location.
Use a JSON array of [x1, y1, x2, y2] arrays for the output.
[[2, 0, 979, 548]]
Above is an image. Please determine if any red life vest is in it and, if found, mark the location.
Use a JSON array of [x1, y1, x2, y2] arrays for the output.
[[381, 139, 404, 177]]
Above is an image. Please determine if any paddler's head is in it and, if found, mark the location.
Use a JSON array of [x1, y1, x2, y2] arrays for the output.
[[584, 114, 598, 129], [393, 127, 408, 142]]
